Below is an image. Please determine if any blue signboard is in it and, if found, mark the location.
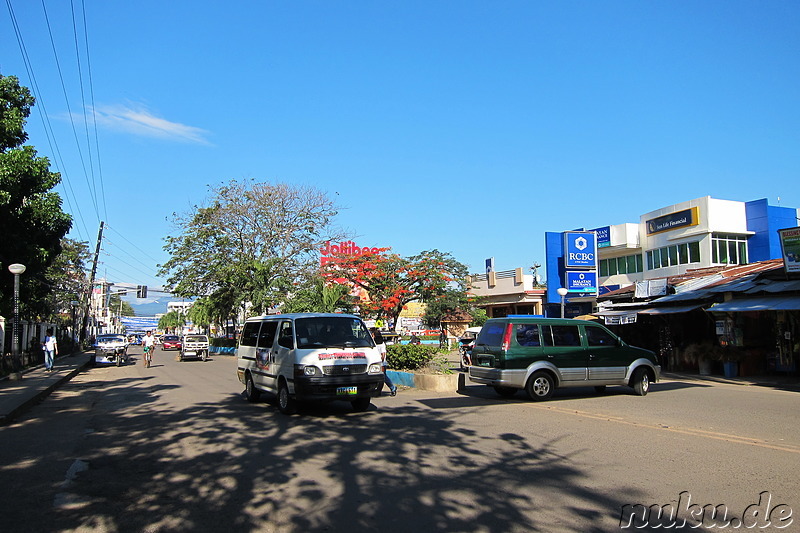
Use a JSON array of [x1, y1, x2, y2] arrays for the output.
[[564, 232, 597, 268], [592, 226, 610, 248], [566, 271, 597, 293]]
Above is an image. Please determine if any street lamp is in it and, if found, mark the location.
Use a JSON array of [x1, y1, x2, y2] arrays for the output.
[[8, 263, 26, 380], [556, 287, 569, 319]]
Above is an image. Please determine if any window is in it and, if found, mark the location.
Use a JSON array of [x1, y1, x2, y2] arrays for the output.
[[240, 322, 260, 347], [585, 326, 617, 347], [547, 325, 581, 347], [515, 325, 541, 347], [712, 234, 748, 265], [257, 321, 278, 349], [600, 253, 643, 277], [646, 241, 702, 270], [277, 321, 294, 348]]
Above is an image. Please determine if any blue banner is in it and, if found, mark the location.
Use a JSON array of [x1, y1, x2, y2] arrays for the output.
[[119, 316, 159, 332]]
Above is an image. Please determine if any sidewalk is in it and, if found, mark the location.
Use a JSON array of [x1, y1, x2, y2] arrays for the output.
[[0, 351, 93, 425], [662, 371, 800, 391]]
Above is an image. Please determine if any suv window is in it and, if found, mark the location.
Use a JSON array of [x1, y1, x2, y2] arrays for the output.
[[585, 326, 617, 346], [542, 325, 581, 347], [257, 321, 278, 349], [515, 325, 540, 346], [241, 322, 260, 347], [476, 322, 506, 346]]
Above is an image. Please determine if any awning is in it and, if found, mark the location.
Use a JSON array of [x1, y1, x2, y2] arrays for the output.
[[594, 309, 640, 325], [707, 296, 800, 312], [638, 304, 705, 315]]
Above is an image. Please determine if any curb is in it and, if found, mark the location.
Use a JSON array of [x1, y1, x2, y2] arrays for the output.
[[0, 353, 93, 426], [385, 370, 467, 393]]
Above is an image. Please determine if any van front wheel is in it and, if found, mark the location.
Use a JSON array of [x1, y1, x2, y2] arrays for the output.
[[526, 372, 554, 401], [278, 381, 297, 415], [351, 397, 371, 412]]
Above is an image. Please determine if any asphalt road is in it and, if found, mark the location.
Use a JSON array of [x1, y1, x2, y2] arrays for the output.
[[1, 346, 798, 532]]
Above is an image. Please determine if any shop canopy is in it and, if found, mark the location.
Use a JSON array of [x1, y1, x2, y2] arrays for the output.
[[707, 295, 800, 312], [637, 304, 706, 315]]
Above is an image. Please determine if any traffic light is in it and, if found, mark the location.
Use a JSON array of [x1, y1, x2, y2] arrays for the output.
[[137, 285, 148, 298]]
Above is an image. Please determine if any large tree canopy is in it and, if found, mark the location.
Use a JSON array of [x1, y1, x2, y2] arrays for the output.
[[0, 75, 72, 320], [322, 248, 468, 329], [158, 179, 343, 327]]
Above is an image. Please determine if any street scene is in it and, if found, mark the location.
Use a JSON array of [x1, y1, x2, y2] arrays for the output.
[[2, 3, 800, 532], [1, 347, 798, 532]]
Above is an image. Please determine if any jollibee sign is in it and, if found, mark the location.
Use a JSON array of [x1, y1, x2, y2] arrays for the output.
[[320, 240, 382, 265]]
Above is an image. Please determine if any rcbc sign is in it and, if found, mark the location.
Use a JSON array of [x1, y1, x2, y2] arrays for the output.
[[564, 232, 597, 269]]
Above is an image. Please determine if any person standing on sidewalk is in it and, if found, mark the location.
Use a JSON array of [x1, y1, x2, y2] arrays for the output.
[[142, 330, 156, 368], [43, 329, 58, 372], [370, 328, 396, 396]]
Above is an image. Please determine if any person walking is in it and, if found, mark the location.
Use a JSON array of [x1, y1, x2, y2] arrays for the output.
[[43, 328, 58, 372], [370, 327, 397, 396], [142, 330, 156, 368]]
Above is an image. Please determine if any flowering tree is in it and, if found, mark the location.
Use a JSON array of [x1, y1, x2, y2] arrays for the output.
[[322, 248, 467, 329]]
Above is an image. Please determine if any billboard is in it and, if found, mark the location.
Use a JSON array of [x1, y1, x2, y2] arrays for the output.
[[778, 227, 800, 273], [566, 271, 597, 294], [564, 231, 597, 269]]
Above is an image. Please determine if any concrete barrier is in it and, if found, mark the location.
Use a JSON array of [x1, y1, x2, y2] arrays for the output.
[[386, 370, 466, 393]]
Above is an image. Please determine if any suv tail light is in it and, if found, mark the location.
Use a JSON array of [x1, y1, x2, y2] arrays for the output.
[[501, 323, 512, 352]]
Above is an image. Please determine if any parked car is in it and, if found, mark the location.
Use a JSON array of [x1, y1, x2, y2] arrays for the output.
[[469, 317, 660, 400], [179, 334, 210, 361], [94, 334, 129, 366], [161, 335, 182, 351]]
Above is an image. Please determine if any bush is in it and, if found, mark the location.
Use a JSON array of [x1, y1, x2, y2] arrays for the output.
[[386, 344, 439, 371], [211, 337, 237, 348]]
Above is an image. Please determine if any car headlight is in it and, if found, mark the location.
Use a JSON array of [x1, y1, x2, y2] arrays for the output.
[[369, 363, 382, 373], [295, 365, 320, 377]]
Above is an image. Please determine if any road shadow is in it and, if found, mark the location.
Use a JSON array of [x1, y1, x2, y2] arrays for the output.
[[3, 370, 660, 532]]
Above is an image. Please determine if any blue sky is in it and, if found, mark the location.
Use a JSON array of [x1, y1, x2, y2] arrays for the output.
[[3, 1, 799, 308]]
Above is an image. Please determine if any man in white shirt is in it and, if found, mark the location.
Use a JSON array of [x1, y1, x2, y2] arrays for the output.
[[142, 330, 156, 368]]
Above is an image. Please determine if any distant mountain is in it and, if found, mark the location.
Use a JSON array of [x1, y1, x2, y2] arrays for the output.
[[125, 295, 190, 317]]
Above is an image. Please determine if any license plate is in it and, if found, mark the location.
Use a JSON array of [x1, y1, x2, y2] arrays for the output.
[[184, 351, 196, 355], [336, 386, 358, 396]]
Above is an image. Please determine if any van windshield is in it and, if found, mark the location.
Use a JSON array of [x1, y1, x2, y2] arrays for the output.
[[294, 317, 374, 349]]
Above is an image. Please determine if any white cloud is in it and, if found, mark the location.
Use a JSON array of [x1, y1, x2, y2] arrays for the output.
[[89, 103, 211, 145]]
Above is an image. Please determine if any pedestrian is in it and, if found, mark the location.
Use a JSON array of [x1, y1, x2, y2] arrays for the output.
[[43, 328, 58, 372], [410, 332, 421, 345], [370, 327, 397, 396], [142, 330, 156, 368]]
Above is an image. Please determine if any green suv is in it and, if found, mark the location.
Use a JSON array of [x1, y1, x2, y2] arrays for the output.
[[468, 317, 660, 400]]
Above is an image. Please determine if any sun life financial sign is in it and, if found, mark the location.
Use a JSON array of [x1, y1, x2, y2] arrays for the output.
[[564, 232, 597, 269], [646, 207, 699, 235]]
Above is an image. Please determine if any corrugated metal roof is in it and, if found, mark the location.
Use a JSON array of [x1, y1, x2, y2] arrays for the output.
[[707, 295, 800, 312]]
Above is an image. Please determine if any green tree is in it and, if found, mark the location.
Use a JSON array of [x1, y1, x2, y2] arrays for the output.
[[108, 292, 135, 317], [159, 179, 343, 332], [281, 273, 356, 314], [43, 238, 92, 323], [158, 310, 186, 334], [0, 75, 72, 319]]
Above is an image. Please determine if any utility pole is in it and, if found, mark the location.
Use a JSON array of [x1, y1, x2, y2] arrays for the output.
[[80, 221, 105, 345]]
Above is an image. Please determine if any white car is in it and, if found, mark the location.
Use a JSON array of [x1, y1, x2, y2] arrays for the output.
[[94, 334, 129, 366]]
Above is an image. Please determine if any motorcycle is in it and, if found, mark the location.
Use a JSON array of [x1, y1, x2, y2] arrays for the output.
[[458, 327, 482, 371]]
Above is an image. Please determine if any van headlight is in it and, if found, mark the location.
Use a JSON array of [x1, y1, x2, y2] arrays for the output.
[[368, 363, 382, 374], [294, 365, 320, 377]]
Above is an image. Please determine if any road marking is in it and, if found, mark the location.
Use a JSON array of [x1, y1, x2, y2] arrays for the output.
[[531, 404, 800, 455]]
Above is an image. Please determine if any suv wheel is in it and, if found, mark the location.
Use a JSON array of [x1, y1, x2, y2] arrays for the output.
[[525, 371, 554, 401], [631, 367, 650, 396]]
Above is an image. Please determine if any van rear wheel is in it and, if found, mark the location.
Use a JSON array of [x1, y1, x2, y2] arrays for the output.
[[245, 374, 260, 403], [526, 372, 554, 401], [277, 381, 297, 415]]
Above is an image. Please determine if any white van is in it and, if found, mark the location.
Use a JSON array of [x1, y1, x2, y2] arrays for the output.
[[236, 313, 385, 414]]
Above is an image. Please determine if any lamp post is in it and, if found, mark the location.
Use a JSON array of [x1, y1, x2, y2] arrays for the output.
[[8, 263, 26, 380], [556, 287, 569, 319]]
